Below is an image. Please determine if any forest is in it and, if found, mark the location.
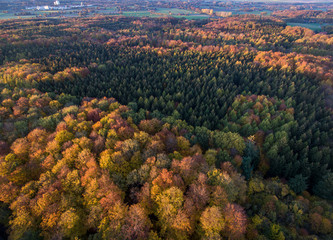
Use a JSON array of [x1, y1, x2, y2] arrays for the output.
[[0, 15, 332, 240]]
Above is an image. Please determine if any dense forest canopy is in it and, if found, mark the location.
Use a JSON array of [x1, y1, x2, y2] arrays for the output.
[[0, 15, 332, 240]]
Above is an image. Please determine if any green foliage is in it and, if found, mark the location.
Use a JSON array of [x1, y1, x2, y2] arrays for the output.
[[288, 174, 308, 194], [14, 121, 28, 137], [0, 202, 11, 227], [38, 113, 62, 131], [213, 131, 245, 155], [241, 156, 253, 180], [216, 150, 232, 168], [204, 149, 218, 166], [55, 130, 74, 146], [57, 93, 78, 106], [241, 142, 259, 180], [269, 224, 285, 240], [313, 172, 333, 200], [194, 126, 211, 150]]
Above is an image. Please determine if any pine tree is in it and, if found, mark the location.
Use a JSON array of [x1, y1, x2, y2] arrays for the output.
[[288, 174, 308, 194]]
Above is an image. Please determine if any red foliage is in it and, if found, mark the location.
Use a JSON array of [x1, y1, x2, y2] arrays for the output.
[[186, 178, 209, 212], [93, 135, 105, 153], [156, 129, 177, 153], [0, 141, 10, 156], [87, 108, 102, 122], [16, 97, 29, 109], [117, 126, 134, 140], [172, 154, 206, 185], [223, 203, 247, 239], [309, 212, 322, 233], [152, 168, 174, 190], [122, 204, 150, 239], [11, 138, 30, 159], [299, 228, 309, 236], [139, 118, 162, 135]]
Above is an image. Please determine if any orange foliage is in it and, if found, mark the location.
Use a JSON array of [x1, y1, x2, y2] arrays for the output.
[[254, 51, 333, 85]]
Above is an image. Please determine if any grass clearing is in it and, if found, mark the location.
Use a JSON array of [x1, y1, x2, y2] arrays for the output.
[[286, 22, 327, 31]]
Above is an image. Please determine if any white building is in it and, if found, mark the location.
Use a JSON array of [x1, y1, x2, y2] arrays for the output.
[[37, 5, 50, 10]]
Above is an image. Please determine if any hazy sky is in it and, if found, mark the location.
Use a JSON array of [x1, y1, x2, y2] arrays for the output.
[[0, 0, 332, 3]]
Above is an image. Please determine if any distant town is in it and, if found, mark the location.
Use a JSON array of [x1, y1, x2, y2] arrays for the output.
[[26, 1, 92, 11]]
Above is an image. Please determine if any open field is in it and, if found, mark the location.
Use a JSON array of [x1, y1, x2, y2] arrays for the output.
[[286, 22, 331, 31], [0, 13, 34, 19], [232, 10, 273, 15], [156, 8, 196, 15], [121, 8, 209, 19], [0, 12, 18, 19]]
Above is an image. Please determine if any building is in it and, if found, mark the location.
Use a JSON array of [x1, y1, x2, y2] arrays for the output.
[[37, 6, 50, 10], [215, 11, 232, 17], [201, 9, 214, 15]]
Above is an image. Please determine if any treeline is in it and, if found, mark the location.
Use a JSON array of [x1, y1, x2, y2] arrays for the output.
[[272, 10, 333, 24]]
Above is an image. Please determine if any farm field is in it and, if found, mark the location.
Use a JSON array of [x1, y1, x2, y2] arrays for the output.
[[286, 22, 330, 31]]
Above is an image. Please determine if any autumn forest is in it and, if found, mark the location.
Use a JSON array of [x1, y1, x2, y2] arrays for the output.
[[0, 12, 332, 240]]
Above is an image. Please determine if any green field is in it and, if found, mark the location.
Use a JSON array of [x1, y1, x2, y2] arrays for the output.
[[0, 10, 81, 19], [286, 22, 329, 31], [0, 13, 34, 19], [122, 11, 154, 17], [0, 9, 209, 20], [156, 8, 196, 15], [232, 10, 273, 15], [174, 14, 209, 20], [0, 12, 19, 19], [120, 9, 209, 20], [95, 7, 118, 14], [155, 8, 209, 20]]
